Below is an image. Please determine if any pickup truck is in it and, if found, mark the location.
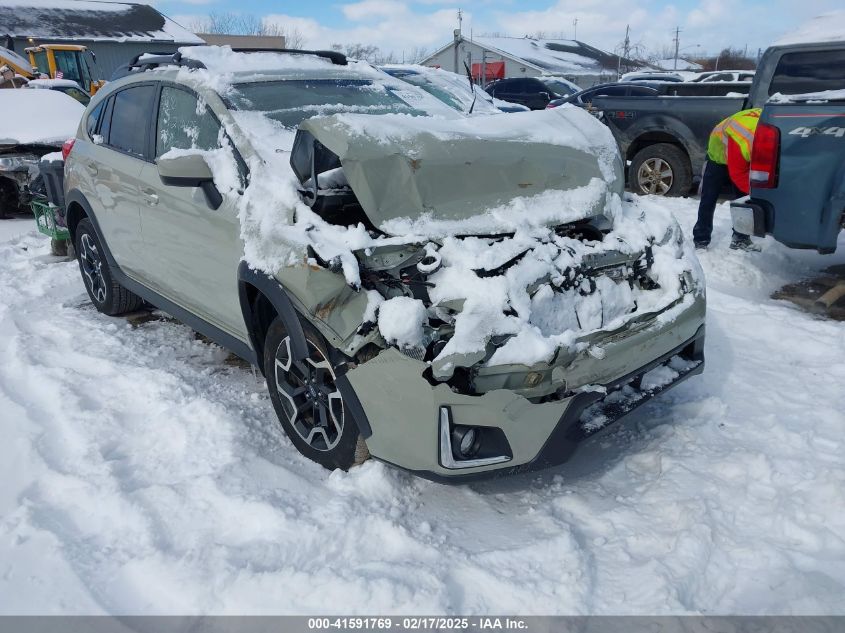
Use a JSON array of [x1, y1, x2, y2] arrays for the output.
[[730, 43, 845, 253], [590, 37, 842, 199]]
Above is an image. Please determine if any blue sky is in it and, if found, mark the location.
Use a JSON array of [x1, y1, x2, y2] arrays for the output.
[[155, 0, 842, 59]]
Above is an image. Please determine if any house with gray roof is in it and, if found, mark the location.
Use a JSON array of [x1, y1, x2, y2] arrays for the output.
[[3, 1, 203, 78], [422, 31, 649, 88]]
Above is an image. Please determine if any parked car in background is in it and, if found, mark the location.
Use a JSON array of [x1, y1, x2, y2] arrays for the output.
[[380, 64, 502, 115], [731, 42, 845, 253], [547, 83, 659, 109], [485, 76, 580, 110], [620, 72, 684, 83], [0, 88, 83, 217], [62, 47, 705, 481], [26, 78, 91, 105], [591, 30, 840, 198], [690, 70, 755, 83]]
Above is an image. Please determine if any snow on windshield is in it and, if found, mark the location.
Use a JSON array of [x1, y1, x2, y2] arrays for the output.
[[227, 79, 429, 128]]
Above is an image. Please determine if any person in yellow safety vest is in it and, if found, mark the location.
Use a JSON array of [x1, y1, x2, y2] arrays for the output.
[[693, 108, 763, 252]]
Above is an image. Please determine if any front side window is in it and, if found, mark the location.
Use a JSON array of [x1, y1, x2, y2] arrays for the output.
[[108, 85, 156, 158], [542, 79, 577, 97], [156, 86, 221, 158], [769, 49, 845, 96], [85, 100, 104, 138]]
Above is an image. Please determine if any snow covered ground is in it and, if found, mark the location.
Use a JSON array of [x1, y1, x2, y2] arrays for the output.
[[1, 197, 844, 615]]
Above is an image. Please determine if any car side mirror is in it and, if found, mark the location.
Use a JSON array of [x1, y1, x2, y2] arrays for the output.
[[539, 91, 551, 101], [156, 153, 222, 209]]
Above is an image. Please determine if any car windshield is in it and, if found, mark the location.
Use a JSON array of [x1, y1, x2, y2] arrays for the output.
[[228, 79, 430, 128], [389, 73, 465, 111], [542, 79, 577, 96]]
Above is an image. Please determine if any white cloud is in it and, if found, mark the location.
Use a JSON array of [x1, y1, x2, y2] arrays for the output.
[[342, 0, 406, 21], [168, 0, 845, 62]]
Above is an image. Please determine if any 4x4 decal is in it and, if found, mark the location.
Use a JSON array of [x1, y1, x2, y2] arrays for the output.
[[788, 126, 845, 138]]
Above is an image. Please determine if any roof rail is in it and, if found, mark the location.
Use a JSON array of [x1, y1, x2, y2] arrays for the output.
[[122, 48, 348, 77], [126, 51, 206, 72], [228, 48, 348, 66]]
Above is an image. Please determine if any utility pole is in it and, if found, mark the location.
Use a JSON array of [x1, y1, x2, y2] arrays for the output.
[[573, 18, 578, 41], [617, 24, 630, 80], [672, 25, 681, 70], [457, 8, 463, 34]]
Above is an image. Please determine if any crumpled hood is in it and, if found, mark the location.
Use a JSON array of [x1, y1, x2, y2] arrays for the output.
[[297, 107, 624, 235]]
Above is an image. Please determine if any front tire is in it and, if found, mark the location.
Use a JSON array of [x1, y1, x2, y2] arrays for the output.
[[630, 143, 692, 196], [74, 217, 144, 315], [264, 317, 369, 470]]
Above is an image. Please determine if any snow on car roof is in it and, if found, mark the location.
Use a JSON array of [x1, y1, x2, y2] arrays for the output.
[[4, 0, 202, 43], [0, 88, 84, 145], [775, 10, 845, 46]]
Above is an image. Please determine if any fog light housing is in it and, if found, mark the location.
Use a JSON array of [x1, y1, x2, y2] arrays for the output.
[[452, 425, 481, 458], [438, 407, 512, 470]]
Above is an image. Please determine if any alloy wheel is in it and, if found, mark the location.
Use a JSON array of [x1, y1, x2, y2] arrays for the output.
[[637, 157, 674, 195], [273, 335, 344, 451], [80, 233, 107, 304]]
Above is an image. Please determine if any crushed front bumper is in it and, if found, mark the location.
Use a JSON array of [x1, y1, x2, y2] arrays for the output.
[[343, 291, 705, 482]]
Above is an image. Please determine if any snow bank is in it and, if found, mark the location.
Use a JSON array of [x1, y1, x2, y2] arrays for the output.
[[775, 10, 845, 45], [1, 203, 844, 615], [0, 89, 83, 145]]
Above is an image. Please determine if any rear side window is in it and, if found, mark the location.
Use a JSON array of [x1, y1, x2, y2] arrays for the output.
[[108, 85, 156, 158], [629, 86, 657, 96], [85, 101, 104, 138], [156, 86, 221, 158], [769, 49, 845, 96]]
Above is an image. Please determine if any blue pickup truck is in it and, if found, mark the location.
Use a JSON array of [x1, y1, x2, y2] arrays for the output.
[[731, 41, 845, 253]]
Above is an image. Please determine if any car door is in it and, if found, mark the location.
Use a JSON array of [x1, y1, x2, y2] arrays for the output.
[[82, 84, 156, 277], [138, 84, 249, 342]]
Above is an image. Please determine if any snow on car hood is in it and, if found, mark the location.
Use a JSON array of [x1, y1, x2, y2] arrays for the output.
[[0, 89, 84, 146], [297, 106, 624, 236]]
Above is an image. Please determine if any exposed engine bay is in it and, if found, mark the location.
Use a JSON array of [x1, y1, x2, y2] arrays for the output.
[[289, 124, 699, 399]]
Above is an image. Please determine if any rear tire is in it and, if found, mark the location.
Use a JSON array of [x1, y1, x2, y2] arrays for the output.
[[629, 143, 692, 197], [74, 217, 144, 316], [264, 317, 369, 470]]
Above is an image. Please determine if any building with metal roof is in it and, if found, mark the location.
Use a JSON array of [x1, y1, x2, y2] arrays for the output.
[[3, 1, 203, 78]]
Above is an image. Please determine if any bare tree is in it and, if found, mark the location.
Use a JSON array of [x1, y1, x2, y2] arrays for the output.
[[694, 47, 757, 71], [193, 12, 307, 48], [405, 46, 430, 64]]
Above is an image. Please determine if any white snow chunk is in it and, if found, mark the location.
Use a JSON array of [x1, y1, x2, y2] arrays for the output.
[[377, 297, 427, 349]]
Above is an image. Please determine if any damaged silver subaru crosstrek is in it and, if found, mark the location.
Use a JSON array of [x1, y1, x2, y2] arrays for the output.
[[63, 47, 705, 482]]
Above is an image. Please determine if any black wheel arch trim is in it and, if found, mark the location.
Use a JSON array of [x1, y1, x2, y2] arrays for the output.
[[65, 190, 119, 269], [237, 260, 309, 367]]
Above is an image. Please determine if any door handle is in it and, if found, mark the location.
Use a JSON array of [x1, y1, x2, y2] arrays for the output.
[[141, 188, 159, 206]]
